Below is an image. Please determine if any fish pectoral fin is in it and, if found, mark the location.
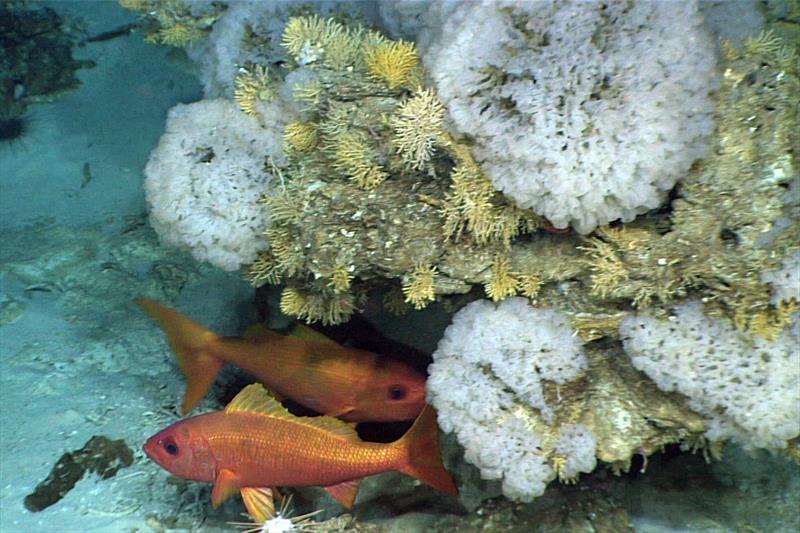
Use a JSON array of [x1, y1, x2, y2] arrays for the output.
[[240, 487, 276, 523], [323, 478, 361, 510], [326, 405, 354, 418], [211, 469, 240, 508]]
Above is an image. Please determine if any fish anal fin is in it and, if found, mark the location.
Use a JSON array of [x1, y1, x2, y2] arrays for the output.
[[323, 478, 361, 509], [212, 469, 240, 508], [240, 487, 276, 523]]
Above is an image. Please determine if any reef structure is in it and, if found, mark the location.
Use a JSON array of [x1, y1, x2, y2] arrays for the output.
[[139, 3, 799, 506]]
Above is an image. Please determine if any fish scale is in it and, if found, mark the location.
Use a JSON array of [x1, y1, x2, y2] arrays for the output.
[[204, 412, 401, 487]]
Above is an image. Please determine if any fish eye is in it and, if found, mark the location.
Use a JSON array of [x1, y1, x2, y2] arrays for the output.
[[388, 385, 407, 400], [163, 439, 179, 456]]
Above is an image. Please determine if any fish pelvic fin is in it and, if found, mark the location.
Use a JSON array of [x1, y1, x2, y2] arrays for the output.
[[396, 405, 459, 497], [135, 298, 223, 414], [212, 468, 240, 508], [323, 478, 361, 509]]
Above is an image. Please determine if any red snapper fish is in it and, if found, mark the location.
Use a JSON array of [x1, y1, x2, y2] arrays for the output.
[[136, 298, 426, 422], [143, 384, 458, 510]]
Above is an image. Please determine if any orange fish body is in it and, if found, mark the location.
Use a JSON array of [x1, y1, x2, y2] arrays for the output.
[[143, 384, 458, 509], [136, 298, 426, 421]]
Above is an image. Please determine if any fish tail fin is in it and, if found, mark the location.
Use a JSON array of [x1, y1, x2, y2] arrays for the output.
[[135, 298, 223, 414], [396, 405, 459, 497]]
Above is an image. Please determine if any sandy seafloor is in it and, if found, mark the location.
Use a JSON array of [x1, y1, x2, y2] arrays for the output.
[[0, 2, 798, 532]]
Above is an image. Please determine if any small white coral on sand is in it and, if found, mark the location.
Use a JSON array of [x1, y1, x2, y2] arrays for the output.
[[424, 0, 717, 233], [427, 298, 594, 501], [621, 301, 800, 449]]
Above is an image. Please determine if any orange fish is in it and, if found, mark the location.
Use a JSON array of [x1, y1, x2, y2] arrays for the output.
[[143, 384, 458, 510], [136, 298, 426, 422]]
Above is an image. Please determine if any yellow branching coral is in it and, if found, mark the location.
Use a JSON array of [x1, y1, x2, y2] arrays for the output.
[[391, 89, 446, 169], [580, 237, 629, 299], [292, 80, 324, 109], [441, 143, 538, 246], [147, 23, 206, 46], [280, 285, 355, 325], [282, 16, 383, 71], [741, 299, 798, 341], [402, 264, 437, 310], [284, 122, 319, 152], [280, 286, 307, 317], [551, 455, 580, 484], [519, 273, 543, 299], [281, 15, 332, 60], [266, 226, 304, 277], [332, 132, 388, 190], [261, 188, 306, 225], [246, 252, 282, 287], [365, 40, 420, 89], [121, 0, 220, 47], [484, 257, 520, 302], [328, 264, 354, 293], [234, 65, 275, 117]]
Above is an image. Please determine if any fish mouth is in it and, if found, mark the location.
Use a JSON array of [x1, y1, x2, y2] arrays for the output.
[[142, 436, 158, 459]]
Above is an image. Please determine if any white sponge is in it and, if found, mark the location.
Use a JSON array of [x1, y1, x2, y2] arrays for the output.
[[761, 251, 800, 305], [424, 0, 717, 233], [428, 298, 594, 501], [620, 301, 800, 449], [144, 99, 288, 271]]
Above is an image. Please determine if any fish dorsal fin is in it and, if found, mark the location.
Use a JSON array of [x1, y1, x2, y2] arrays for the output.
[[225, 384, 292, 418], [243, 321, 337, 346], [287, 323, 338, 345], [242, 323, 272, 339], [300, 414, 360, 440], [225, 384, 359, 440], [324, 478, 361, 509]]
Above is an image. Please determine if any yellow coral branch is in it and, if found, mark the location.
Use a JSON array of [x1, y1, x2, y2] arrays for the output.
[[484, 257, 519, 302], [234, 65, 275, 117], [391, 89, 446, 169], [402, 264, 437, 310], [332, 132, 388, 190], [365, 40, 420, 89], [284, 122, 319, 152]]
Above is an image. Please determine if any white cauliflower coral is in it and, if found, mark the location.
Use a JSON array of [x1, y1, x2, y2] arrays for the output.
[[621, 301, 800, 450], [144, 98, 290, 271], [427, 298, 595, 501], [424, 0, 718, 233]]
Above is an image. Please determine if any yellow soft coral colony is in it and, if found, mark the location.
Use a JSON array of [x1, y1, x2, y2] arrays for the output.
[[402, 264, 438, 310], [234, 65, 275, 117], [332, 131, 388, 190], [390, 88, 447, 169], [283, 122, 319, 153], [328, 264, 354, 294], [365, 40, 421, 89], [484, 256, 520, 302], [148, 23, 206, 46]]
